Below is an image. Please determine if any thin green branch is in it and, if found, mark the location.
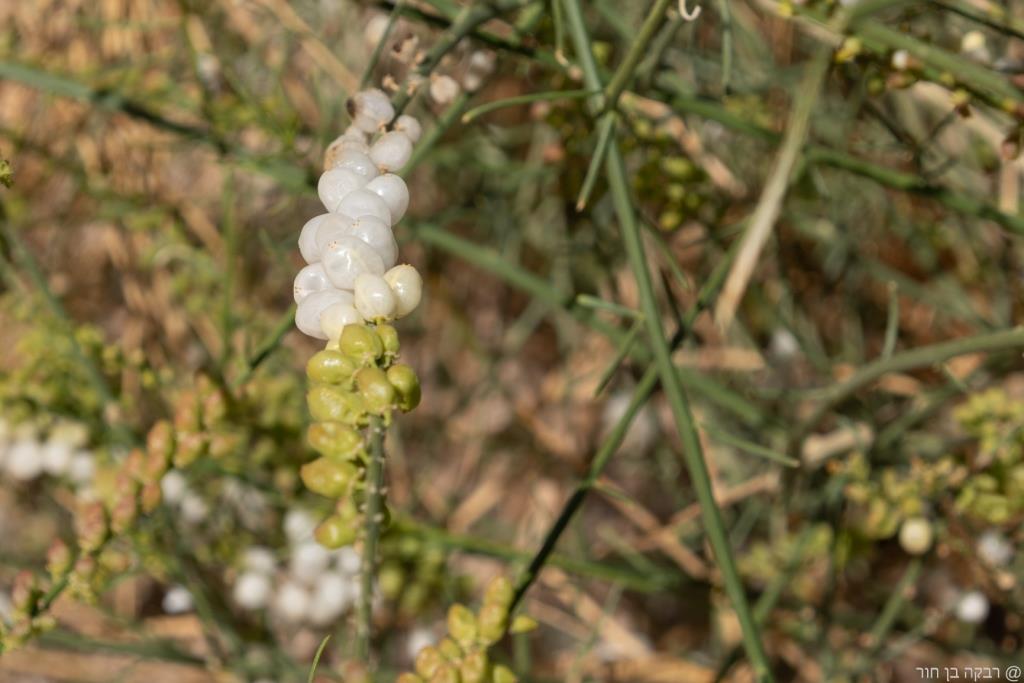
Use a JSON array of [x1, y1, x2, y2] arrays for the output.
[[356, 417, 386, 662]]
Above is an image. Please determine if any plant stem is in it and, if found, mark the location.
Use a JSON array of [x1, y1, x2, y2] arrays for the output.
[[356, 416, 386, 662], [561, 0, 773, 678], [602, 0, 676, 109]]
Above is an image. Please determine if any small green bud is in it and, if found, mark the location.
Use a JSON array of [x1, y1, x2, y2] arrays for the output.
[[491, 664, 517, 683], [315, 514, 358, 548], [356, 366, 397, 414], [46, 539, 71, 580], [376, 323, 400, 356], [300, 457, 359, 498], [438, 636, 462, 660], [307, 349, 358, 384], [509, 614, 538, 634], [429, 665, 460, 683], [308, 422, 365, 460], [387, 364, 421, 411], [448, 604, 478, 647], [459, 651, 488, 683], [415, 646, 445, 678], [340, 324, 384, 364], [483, 577, 513, 611], [477, 603, 507, 645]]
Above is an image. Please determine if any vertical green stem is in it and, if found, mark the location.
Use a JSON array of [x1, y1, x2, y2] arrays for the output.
[[560, 0, 773, 679], [356, 416, 386, 662]]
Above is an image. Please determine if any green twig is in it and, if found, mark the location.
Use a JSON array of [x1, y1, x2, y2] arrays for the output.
[[461, 88, 596, 123], [356, 416, 386, 663]]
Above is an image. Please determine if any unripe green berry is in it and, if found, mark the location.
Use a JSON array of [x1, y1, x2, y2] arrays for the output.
[[484, 576, 513, 610], [308, 422, 365, 460], [477, 603, 507, 645], [315, 514, 358, 548], [429, 665, 460, 683], [336, 496, 361, 522], [300, 457, 359, 498], [415, 646, 445, 678], [448, 604, 478, 647], [459, 651, 488, 683], [378, 561, 406, 599], [376, 323, 400, 356], [492, 664, 517, 683], [387, 364, 421, 411], [307, 349, 358, 385], [439, 636, 462, 661], [340, 324, 384, 364], [356, 366, 396, 414], [307, 385, 350, 422]]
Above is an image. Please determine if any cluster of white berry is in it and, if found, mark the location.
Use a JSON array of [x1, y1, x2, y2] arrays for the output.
[[0, 419, 95, 491], [231, 509, 368, 627], [294, 89, 423, 341]]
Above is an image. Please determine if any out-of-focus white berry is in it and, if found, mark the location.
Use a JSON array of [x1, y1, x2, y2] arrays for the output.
[[160, 470, 188, 505], [308, 571, 356, 626], [284, 508, 318, 544], [366, 174, 409, 224], [351, 89, 395, 133], [406, 627, 436, 661], [891, 49, 910, 71], [898, 517, 933, 555], [274, 580, 311, 623], [296, 289, 354, 340], [369, 131, 413, 172], [354, 273, 397, 321], [321, 236, 386, 290], [181, 492, 209, 524], [320, 302, 363, 341], [335, 188, 392, 226], [234, 571, 272, 610], [978, 531, 1013, 567], [68, 450, 95, 486], [770, 328, 800, 359], [961, 31, 990, 62], [162, 585, 194, 614], [41, 439, 73, 476], [955, 590, 989, 624], [349, 216, 398, 268], [394, 115, 422, 144], [318, 168, 367, 213], [429, 74, 460, 105], [6, 439, 42, 481], [364, 14, 390, 49], [299, 214, 330, 264], [383, 264, 423, 318], [293, 263, 331, 304], [291, 541, 332, 585], [463, 50, 496, 91], [335, 547, 361, 575], [331, 149, 379, 181], [243, 546, 278, 575]]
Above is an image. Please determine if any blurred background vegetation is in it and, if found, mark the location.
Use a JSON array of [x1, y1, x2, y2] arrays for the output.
[[1, 0, 1023, 681]]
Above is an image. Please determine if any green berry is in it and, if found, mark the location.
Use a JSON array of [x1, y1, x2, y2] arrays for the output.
[[415, 646, 444, 678], [307, 385, 349, 422], [340, 324, 384, 364], [376, 323, 400, 356], [307, 349, 358, 384], [438, 636, 462, 660], [315, 514, 358, 548], [492, 664, 517, 683], [459, 651, 488, 683], [356, 366, 396, 414], [448, 604, 478, 648], [483, 576, 513, 611], [300, 457, 358, 498], [378, 561, 406, 599], [307, 422, 365, 460], [387, 364, 421, 411], [429, 665, 459, 683], [477, 603, 507, 645]]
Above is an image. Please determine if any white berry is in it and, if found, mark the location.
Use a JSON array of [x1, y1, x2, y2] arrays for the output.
[[898, 517, 933, 555], [234, 571, 272, 610], [321, 236, 386, 290], [354, 272, 397, 321], [349, 216, 398, 268], [365, 173, 410, 224], [291, 540, 332, 585], [274, 580, 312, 623], [296, 289, 354, 339], [429, 74, 460, 105], [955, 590, 989, 624], [332, 149, 379, 181], [351, 88, 395, 133], [384, 264, 423, 318], [317, 168, 366, 213], [293, 263, 331, 304], [298, 214, 330, 264], [6, 439, 41, 481], [369, 131, 413, 172], [243, 546, 278, 575], [308, 571, 356, 626], [394, 114, 422, 143], [160, 470, 188, 505], [162, 585, 194, 614], [41, 439, 73, 476], [978, 531, 1013, 567], [335, 188, 392, 225], [68, 450, 95, 486], [320, 302, 363, 341], [284, 508, 318, 544]]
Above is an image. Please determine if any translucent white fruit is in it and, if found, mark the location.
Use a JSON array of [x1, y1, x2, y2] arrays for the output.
[[365, 173, 409, 224], [369, 131, 413, 172], [429, 74, 460, 104], [321, 236, 386, 290], [406, 627, 436, 661], [234, 571, 272, 610], [298, 214, 330, 264], [334, 547, 361, 575], [274, 580, 311, 623], [41, 439, 73, 476], [394, 114, 422, 144], [320, 302, 363, 341], [68, 450, 95, 486], [332, 149, 379, 181], [335, 188, 392, 225], [6, 439, 42, 481], [162, 585, 194, 614], [384, 264, 423, 318], [898, 517, 932, 555], [243, 546, 278, 575], [955, 590, 989, 624], [365, 14, 390, 49], [349, 216, 397, 267], [978, 531, 1013, 567], [354, 273, 397, 321], [284, 508, 317, 544], [296, 289, 353, 340], [290, 541, 331, 584], [317, 168, 366, 213], [160, 470, 187, 505], [308, 571, 356, 626], [351, 88, 395, 133], [181, 492, 209, 523], [293, 263, 331, 303]]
